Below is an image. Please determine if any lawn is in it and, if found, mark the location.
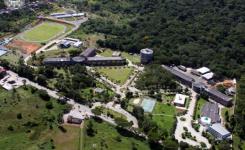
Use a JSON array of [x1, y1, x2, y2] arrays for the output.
[[194, 98, 207, 120], [0, 50, 22, 65], [51, 125, 81, 150], [233, 135, 245, 150], [0, 86, 70, 149], [100, 49, 140, 64], [21, 22, 67, 43], [96, 66, 134, 85], [83, 119, 150, 150], [152, 102, 176, 133]]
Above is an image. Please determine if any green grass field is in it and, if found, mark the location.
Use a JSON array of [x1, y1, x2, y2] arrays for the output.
[[194, 98, 207, 120], [52, 125, 81, 150], [21, 22, 67, 42], [83, 119, 150, 150], [152, 102, 176, 133], [0, 86, 70, 149], [100, 49, 140, 64], [96, 67, 134, 85]]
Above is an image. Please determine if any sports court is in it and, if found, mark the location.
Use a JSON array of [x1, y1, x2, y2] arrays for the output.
[[140, 97, 156, 113], [7, 39, 41, 54], [20, 22, 67, 43]]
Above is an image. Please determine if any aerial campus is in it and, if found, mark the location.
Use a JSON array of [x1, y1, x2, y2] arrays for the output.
[[0, 0, 244, 150]]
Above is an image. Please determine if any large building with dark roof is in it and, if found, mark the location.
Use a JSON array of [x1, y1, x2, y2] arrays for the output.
[[162, 65, 194, 87], [43, 57, 72, 66], [80, 48, 96, 57], [43, 48, 126, 66], [162, 65, 233, 106], [201, 102, 220, 124], [204, 88, 232, 106]]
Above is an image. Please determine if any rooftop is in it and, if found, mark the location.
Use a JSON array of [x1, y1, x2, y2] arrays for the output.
[[206, 88, 232, 102], [80, 48, 96, 57], [196, 67, 210, 74], [87, 56, 125, 61], [141, 48, 153, 54], [201, 102, 220, 123], [202, 72, 214, 80], [209, 123, 230, 136], [162, 65, 194, 83], [43, 57, 71, 62], [174, 93, 188, 105]]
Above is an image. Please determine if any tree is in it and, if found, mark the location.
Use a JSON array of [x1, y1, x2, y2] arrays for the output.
[[38, 90, 50, 101], [46, 101, 53, 109], [17, 113, 22, 119], [132, 106, 144, 121], [86, 120, 96, 137]]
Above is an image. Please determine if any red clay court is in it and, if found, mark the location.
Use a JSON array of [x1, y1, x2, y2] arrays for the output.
[[7, 39, 41, 54]]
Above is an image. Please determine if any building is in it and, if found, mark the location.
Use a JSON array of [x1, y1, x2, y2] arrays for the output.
[[80, 48, 96, 57], [86, 57, 126, 66], [202, 72, 214, 80], [59, 40, 71, 48], [226, 87, 236, 96], [140, 48, 153, 64], [0, 46, 8, 56], [205, 88, 232, 106], [43, 57, 72, 66], [173, 93, 188, 107], [196, 67, 210, 75], [207, 123, 231, 140], [4, 0, 25, 9], [200, 102, 220, 125], [64, 37, 83, 48], [67, 115, 83, 124], [192, 82, 206, 93], [162, 65, 194, 87], [177, 65, 187, 72], [112, 51, 121, 57], [51, 12, 85, 19]]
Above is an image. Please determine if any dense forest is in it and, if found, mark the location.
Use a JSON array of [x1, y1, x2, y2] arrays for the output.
[[135, 65, 178, 91], [0, 1, 51, 35], [78, 0, 245, 79], [234, 76, 245, 139]]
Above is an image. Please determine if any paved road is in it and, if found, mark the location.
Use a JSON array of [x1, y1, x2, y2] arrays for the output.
[[92, 102, 139, 128], [174, 89, 211, 148]]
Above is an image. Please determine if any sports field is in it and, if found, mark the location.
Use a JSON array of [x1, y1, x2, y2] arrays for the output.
[[21, 22, 67, 42]]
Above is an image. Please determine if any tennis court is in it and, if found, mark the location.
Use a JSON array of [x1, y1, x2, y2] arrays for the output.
[[140, 97, 156, 113]]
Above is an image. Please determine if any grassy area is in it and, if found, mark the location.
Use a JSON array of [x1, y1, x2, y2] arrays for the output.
[[99, 49, 140, 64], [152, 102, 176, 133], [0, 50, 22, 65], [96, 106, 127, 120], [194, 98, 207, 120], [96, 66, 134, 85], [83, 119, 150, 150], [20, 22, 67, 43], [51, 125, 81, 150], [233, 135, 245, 150], [0, 86, 70, 149]]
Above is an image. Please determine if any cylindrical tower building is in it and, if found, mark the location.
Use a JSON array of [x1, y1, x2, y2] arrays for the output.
[[140, 48, 153, 64]]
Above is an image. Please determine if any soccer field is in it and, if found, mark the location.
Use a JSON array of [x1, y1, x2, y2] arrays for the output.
[[21, 22, 67, 42]]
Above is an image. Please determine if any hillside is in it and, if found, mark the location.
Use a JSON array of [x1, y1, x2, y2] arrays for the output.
[[77, 0, 245, 79]]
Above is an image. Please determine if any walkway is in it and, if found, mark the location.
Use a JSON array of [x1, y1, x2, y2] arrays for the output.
[[174, 89, 211, 148], [92, 102, 138, 128]]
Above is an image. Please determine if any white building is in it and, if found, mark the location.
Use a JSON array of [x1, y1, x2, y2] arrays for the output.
[[202, 72, 214, 80], [173, 93, 188, 107], [196, 67, 210, 75]]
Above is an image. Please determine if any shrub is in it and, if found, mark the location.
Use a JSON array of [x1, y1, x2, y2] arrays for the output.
[[17, 113, 22, 119], [46, 101, 53, 109]]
